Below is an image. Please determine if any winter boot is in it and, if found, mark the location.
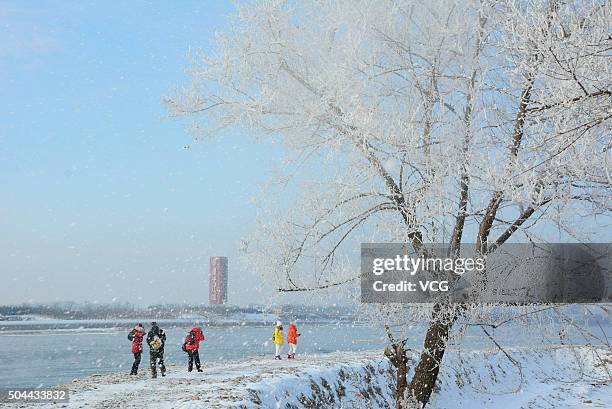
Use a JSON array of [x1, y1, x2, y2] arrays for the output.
[[275, 355, 282, 360], [287, 354, 292, 359]]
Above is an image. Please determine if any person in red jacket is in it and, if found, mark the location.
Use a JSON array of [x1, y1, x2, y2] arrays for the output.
[[287, 321, 301, 359], [128, 323, 145, 375], [184, 327, 205, 372]]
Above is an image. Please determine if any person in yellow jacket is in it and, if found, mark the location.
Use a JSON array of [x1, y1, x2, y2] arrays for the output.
[[272, 320, 284, 360]]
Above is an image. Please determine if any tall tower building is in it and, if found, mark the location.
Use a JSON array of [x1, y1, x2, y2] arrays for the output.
[[209, 256, 228, 305]]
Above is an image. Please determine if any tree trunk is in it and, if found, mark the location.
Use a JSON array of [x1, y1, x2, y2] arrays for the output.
[[385, 341, 409, 409], [395, 345, 408, 409], [405, 306, 454, 408]]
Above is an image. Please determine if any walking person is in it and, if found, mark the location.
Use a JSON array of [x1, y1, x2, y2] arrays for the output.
[[272, 320, 284, 360], [147, 322, 167, 378], [183, 327, 205, 372], [559, 327, 567, 345], [128, 323, 145, 375], [287, 321, 301, 359]]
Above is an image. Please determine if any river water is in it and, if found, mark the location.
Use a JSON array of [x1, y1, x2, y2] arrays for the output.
[[0, 319, 608, 389]]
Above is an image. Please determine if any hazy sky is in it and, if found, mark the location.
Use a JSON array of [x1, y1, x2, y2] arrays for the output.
[[0, 1, 293, 306]]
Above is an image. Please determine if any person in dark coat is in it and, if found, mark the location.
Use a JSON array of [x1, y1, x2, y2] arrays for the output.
[[128, 323, 145, 375], [146, 322, 167, 378]]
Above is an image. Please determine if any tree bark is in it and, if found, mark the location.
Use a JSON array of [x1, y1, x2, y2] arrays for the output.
[[385, 341, 409, 409], [405, 305, 454, 408]]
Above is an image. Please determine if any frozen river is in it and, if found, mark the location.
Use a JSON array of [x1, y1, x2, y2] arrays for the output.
[[0, 319, 608, 389], [0, 322, 388, 388]]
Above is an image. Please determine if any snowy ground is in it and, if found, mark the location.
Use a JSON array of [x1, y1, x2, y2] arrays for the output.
[[428, 345, 611, 409], [0, 346, 609, 409]]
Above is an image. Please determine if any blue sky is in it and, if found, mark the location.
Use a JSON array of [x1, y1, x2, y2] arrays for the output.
[[0, 1, 287, 305]]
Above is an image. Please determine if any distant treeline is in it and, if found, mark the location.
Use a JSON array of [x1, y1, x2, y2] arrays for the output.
[[0, 302, 355, 320]]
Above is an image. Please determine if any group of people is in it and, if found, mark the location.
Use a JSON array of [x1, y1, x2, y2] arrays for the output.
[[128, 322, 205, 377], [272, 320, 301, 360], [127, 320, 302, 378], [128, 322, 167, 378]]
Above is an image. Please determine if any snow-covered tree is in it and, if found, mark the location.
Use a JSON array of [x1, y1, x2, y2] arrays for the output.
[[166, 0, 611, 407]]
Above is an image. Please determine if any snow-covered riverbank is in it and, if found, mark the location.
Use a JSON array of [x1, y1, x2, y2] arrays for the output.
[[1, 346, 609, 409]]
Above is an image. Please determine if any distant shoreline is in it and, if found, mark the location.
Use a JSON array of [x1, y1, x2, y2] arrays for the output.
[[0, 318, 365, 332]]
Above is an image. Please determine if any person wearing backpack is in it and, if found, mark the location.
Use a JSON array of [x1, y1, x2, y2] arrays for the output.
[[183, 327, 205, 372], [272, 320, 284, 360], [147, 322, 167, 378], [128, 323, 145, 375]]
